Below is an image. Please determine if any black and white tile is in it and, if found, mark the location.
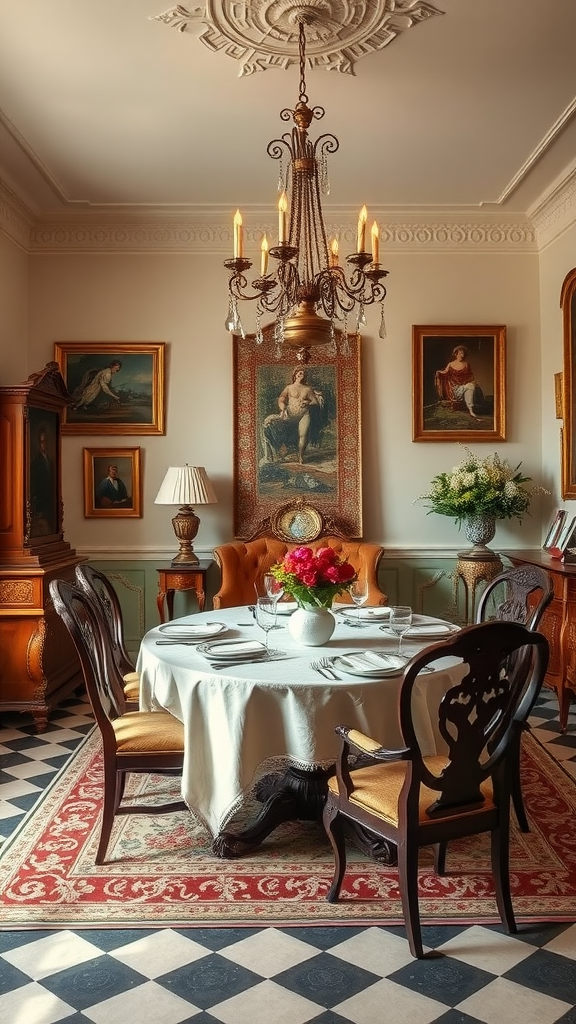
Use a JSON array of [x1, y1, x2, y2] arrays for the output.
[[1, 691, 575, 1024]]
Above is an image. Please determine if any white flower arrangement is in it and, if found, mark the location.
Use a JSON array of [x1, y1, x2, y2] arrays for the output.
[[415, 446, 548, 526]]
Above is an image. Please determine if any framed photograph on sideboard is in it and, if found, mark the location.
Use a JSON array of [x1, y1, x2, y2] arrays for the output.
[[543, 509, 567, 551]]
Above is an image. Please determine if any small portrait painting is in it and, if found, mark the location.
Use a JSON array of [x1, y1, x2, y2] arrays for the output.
[[28, 407, 59, 538], [83, 448, 142, 518]]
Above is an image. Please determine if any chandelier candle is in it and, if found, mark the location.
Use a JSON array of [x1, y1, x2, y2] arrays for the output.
[[233, 210, 243, 259], [278, 192, 288, 243], [371, 221, 380, 264], [260, 236, 269, 276], [357, 205, 368, 252]]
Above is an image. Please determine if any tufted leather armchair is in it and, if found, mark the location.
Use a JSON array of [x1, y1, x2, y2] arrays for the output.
[[213, 536, 386, 609]]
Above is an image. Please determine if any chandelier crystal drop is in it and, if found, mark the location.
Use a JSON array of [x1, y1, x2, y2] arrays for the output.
[[224, 16, 389, 362]]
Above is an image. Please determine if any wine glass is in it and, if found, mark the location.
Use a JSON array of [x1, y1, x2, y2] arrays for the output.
[[349, 578, 369, 627], [389, 605, 413, 656], [254, 596, 277, 652]]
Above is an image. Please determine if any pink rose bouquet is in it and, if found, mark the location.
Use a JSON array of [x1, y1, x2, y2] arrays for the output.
[[270, 546, 357, 608]]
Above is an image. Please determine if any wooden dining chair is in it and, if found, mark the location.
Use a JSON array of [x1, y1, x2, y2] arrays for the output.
[[50, 578, 186, 865], [323, 620, 549, 959], [476, 563, 553, 832], [75, 564, 140, 707]]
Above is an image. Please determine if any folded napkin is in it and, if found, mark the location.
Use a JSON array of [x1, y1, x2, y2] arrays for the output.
[[340, 651, 402, 671]]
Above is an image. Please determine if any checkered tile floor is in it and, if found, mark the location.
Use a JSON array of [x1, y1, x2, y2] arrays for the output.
[[1, 691, 576, 1024]]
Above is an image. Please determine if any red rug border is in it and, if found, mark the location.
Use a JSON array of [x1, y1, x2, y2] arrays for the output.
[[1, 728, 576, 931]]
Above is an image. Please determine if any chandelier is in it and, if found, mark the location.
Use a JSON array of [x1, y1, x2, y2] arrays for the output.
[[224, 16, 389, 362]]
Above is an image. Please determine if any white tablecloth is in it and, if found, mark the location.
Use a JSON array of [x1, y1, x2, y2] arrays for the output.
[[136, 606, 464, 836]]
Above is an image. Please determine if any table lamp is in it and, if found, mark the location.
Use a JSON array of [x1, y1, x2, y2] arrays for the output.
[[154, 465, 217, 565]]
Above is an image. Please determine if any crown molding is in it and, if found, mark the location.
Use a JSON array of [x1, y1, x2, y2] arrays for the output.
[[0, 174, 538, 254], [529, 164, 576, 251], [0, 179, 34, 250], [26, 210, 535, 254]]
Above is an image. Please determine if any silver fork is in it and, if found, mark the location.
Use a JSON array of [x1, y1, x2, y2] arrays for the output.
[[310, 658, 337, 680], [319, 656, 341, 678]]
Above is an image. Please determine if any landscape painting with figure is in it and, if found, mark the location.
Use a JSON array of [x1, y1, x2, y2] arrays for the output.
[[233, 329, 362, 539], [54, 342, 165, 435]]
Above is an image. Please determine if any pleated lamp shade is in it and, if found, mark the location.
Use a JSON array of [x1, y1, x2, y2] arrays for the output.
[[154, 465, 217, 564]]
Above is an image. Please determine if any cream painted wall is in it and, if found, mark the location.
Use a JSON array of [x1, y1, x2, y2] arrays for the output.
[[0, 230, 28, 382], [538, 221, 576, 526], [27, 246, 545, 556]]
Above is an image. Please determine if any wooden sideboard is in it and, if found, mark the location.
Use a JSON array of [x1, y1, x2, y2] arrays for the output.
[[503, 549, 576, 731]]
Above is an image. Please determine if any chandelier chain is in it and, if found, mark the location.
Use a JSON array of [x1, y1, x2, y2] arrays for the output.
[[298, 21, 308, 105]]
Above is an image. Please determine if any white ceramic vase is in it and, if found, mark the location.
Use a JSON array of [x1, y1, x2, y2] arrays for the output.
[[287, 605, 336, 647]]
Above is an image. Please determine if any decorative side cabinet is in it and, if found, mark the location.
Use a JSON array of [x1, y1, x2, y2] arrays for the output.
[[0, 362, 84, 731], [504, 549, 576, 732]]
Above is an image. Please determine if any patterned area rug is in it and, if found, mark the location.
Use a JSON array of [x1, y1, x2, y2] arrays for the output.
[[1, 730, 575, 929]]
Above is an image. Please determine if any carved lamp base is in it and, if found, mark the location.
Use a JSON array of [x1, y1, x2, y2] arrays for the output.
[[171, 505, 200, 564]]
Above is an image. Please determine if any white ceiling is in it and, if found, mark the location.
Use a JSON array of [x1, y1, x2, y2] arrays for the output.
[[1, 0, 576, 221]]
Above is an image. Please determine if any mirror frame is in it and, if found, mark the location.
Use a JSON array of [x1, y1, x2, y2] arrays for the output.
[[561, 268, 576, 499]]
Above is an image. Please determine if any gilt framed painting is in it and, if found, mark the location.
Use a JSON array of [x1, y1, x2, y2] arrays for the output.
[[561, 268, 576, 499], [54, 342, 166, 435], [412, 325, 506, 442], [233, 328, 362, 539], [83, 447, 142, 518]]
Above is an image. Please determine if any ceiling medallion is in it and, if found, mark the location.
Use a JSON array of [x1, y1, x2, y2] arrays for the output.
[[152, 0, 444, 76]]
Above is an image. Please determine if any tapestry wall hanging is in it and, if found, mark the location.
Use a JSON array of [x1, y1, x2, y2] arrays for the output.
[[233, 330, 362, 539]]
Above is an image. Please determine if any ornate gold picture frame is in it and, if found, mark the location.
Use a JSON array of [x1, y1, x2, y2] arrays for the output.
[[233, 329, 362, 539], [54, 342, 166, 435], [412, 325, 506, 442], [83, 447, 142, 518], [561, 268, 576, 499]]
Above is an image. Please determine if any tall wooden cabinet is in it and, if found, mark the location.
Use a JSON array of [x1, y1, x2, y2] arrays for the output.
[[504, 549, 576, 732], [0, 362, 84, 731]]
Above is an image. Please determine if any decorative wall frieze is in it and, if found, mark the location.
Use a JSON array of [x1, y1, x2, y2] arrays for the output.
[[0, 180, 34, 250], [28, 212, 535, 253], [152, 0, 444, 77], [530, 164, 576, 251]]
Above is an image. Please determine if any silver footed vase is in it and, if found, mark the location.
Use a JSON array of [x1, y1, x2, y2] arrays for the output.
[[458, 515, 499, 561]]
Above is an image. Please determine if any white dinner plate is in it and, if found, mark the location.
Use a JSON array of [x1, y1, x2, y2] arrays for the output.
[[197, 638, 268, 661], [332, 651, 409, 677], [275, 601, 298, 615], [335, 605, 391, 621], [158, 621, 228, 640], [382, 618, 460, 640]]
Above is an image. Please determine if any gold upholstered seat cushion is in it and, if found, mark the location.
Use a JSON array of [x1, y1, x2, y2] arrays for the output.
[[113, 711, 185, 755], [122, 671, 140, 701], [327, 755, 494, 827]]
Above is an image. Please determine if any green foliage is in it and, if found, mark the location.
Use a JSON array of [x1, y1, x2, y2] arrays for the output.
[[415, 446, 548, 526]]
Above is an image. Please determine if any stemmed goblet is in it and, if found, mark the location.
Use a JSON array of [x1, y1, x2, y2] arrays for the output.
[[254, 596, 277, 653], [349, 578, 369, 627], [261, 573, 285, 627], [389, 605, 413, 656]]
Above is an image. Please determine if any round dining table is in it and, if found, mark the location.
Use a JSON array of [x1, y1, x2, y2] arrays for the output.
[[136, 605, 464, 858]]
